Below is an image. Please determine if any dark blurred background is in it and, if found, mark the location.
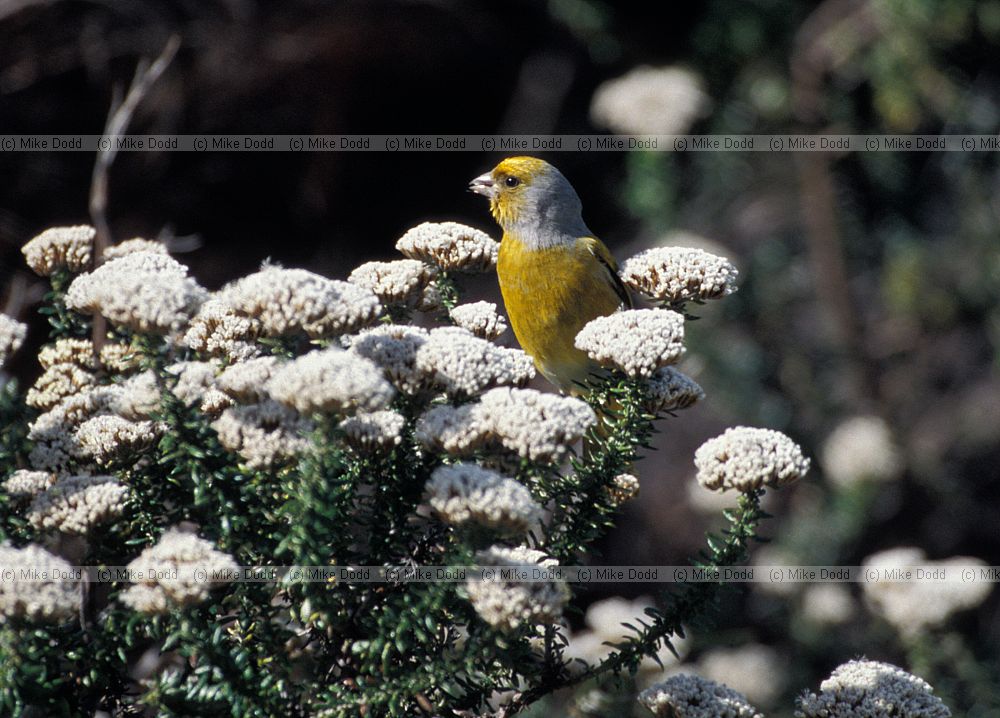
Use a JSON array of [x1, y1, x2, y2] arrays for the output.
[[2, 1, 999, 714]]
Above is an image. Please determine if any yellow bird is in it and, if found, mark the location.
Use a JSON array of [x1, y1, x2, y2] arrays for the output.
[[470, 156, 631, 394]]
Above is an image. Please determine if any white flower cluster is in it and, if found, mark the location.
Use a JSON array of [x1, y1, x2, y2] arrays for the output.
[[0, 314, 28, 368], [339, 410, 405, 453], [27, 474, 128, 534], [181, 296, 262, 362], [620, 247, 738, 304], [98, 341, 142, 372], [167, 360, 232, 415], [216, 356, 278, 402], [800, 584, 855, 626], [796, 660, 951, 718], [575, 309, 685, 377], [425, 463, 542, 534], [211, 400, 314, 469], [26, 362, 96, 410], [215, 264, 381, 338], [103, 370, 161, 420], [483, 388, 596, 463], [34, 337, 141, 378], [0, 543, 81, 623], [66, 252, 207, 333], [37, 338, 98, 370], [74, 415, 163, 466], [861, 547, 991, 637], [645, 367, 705, 413], [606, 473, 640, 505], [466, 545, 568, 631], [102, 237, 168, 260], [27, 390, 108, 470], [821, 415, 904, 488], [695, 427, 810, 492], [267, 349, 394, 414], [416, 388, 596, 464], [414, 327, 534, 397], [396, 221, 499, 272], [28, 371, 160, 471], [639, 674, 761, 718], [697, 644, 786, 707], [590, 66, 711, 136], [449, 301, 508, 340], [118, 528, 238, 615], [415, 403, 488, 455], [350, 325, 429, 395], [348, 259, 436, 306], [22, 225, 94, 276], [3, 469, 55, 498]]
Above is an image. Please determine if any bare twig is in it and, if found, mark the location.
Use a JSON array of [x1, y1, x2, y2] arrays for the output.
[[88, 34, 180, 351], [790, 1, 880, 402]]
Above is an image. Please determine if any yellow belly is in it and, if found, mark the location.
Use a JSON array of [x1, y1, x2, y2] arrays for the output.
[[497, 234, 622, 392]]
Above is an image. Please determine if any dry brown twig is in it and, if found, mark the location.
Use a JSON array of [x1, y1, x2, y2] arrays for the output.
[[88, 34, 180, 353]]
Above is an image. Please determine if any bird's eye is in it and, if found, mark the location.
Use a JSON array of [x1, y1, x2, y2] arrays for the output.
[[504, 176, 521, 188]]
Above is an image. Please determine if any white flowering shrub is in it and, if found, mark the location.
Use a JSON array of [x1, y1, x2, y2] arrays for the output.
[[0, 221, 916, 718]]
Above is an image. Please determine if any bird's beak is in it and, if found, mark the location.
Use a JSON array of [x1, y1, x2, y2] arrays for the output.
[[468, 172, 495, 198]]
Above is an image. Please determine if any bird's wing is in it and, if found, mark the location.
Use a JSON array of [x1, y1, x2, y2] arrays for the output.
[[582, 236, 632, 309]]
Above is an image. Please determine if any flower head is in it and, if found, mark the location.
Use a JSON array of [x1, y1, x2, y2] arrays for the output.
[[349, 325, 429, 394], [339, 410, 405, 453], [396, 221, 499, 272], [606, 473, 640, 505], [0, 544, 81, 623], [103, 370, 161, 420], [414, 403, 492, 456], [215, 356, 279, 402], [267, 349, 394, 414], [180, 296, 262, 362], [27, 474, 128, 534], [645, 366, 705, 413], [426, 464, 542, 534], [0, 314, 28, 368], [449, 301, 508, 340], [74, 415, 163, 466], [861, 547, 991, 636], [479, 387, 596, 464], [796, 660, 951, 718], [415, 283, 444, 313], [801, 584, 855, 626], [695, 427, 810, 492], [102, 238, 168, 260], [22, 225, 94, 276], [575, 309, 685, 377], [620, 246, 738, 304], [638, 674, 762, 718], [37, 338, 99, 371], [27, 389, 113, 470], [466, 545, 568, 631], [26, 363, 97, 410], [166, 361, 232, 414], [415, 327, 534, 397], [118, 528, 238, 615], [217, 264, 380, 338], [211, 400, 314, 469], [590, 66, 710, 136], [698, 644, 786, 707], [3, 470, 55, 498], [822, 415, 903, 488], [66, 252, 207, 333], [348, 259, 436, 306]]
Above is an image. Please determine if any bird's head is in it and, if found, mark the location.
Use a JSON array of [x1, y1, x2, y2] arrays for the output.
[[469, 157, 587, 244]]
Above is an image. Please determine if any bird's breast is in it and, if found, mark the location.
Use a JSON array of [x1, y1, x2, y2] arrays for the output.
[[497, 234, 622, 390]]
